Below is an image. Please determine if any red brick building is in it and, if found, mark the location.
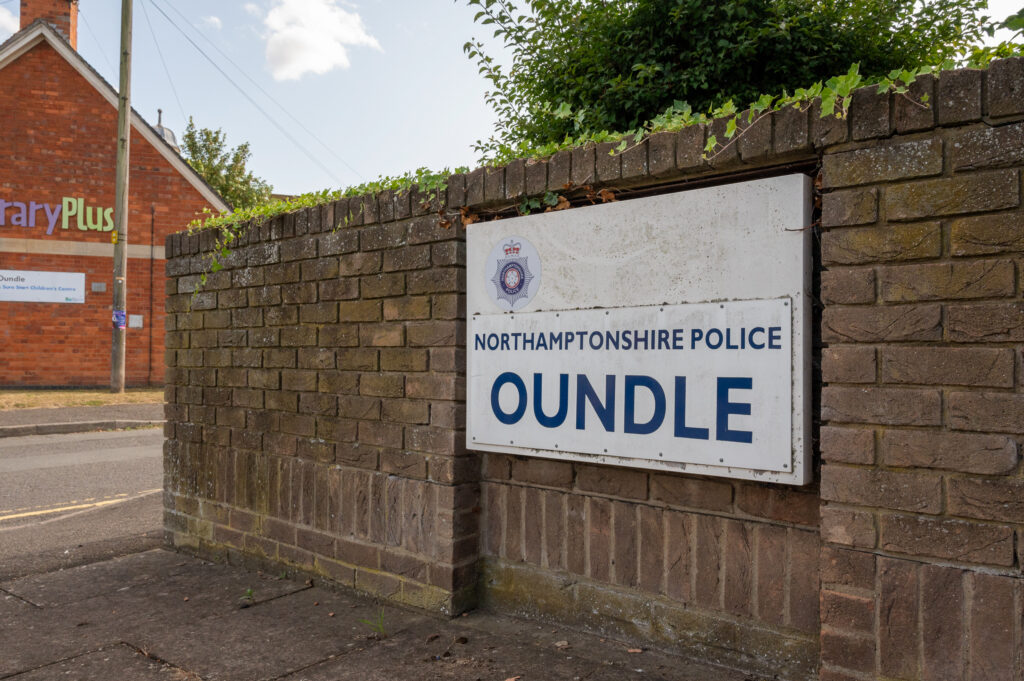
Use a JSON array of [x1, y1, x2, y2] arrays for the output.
[[0, 0, 228, 387]]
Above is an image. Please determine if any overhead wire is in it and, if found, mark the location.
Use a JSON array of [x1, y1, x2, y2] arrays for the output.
[[140, 0, 186, 123], [76, 7, 117, 78], [146, 0, 352, 187], [157, 0, 364, 182]]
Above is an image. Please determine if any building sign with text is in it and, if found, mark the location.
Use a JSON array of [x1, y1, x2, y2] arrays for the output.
[[0, 270, 85, 304], [466, 175, 812, 485]]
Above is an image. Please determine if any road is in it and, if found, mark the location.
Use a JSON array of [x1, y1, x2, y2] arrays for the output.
[[0, 428, 163, 580]]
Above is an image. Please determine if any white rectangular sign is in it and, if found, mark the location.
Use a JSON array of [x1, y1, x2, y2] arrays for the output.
[[471, 298, 794, 472], [466, 174, 812, 484], [0, 269, 85, 304]]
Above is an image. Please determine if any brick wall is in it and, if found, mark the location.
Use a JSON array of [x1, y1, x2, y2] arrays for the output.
[[164, 58, 1024, 680], [0, 40, 215, 386], [818, 60, 1024, 681]]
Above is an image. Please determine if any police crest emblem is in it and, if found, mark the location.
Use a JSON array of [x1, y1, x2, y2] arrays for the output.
[[485, 235, 542, 311]]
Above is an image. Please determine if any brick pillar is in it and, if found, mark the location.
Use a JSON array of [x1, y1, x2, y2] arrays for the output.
[[163, 194, 477, 615], [818, 60, 1024, 681]]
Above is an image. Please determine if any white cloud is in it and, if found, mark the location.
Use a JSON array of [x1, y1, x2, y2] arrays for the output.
[[263, 0, 380, 81], [244, 3, 262, 17], [202, 15, 223, 30], [0, 7, 18, 37]]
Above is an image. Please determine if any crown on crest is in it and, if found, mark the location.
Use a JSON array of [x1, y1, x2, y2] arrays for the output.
[[503, 241, 521, 256]]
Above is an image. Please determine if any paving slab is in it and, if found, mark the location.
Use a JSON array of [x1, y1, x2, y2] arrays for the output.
[[1, 549, 761, 681], [8, 644, 192, 681]]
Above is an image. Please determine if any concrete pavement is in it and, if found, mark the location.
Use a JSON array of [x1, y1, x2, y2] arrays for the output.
[[0, 549, 753, 681], [0, 403, 163, 438]]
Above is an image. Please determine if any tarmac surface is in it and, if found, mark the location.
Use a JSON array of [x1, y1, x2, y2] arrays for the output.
[[0, 405, 756, 681]]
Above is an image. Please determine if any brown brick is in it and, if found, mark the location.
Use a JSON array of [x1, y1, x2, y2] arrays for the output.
[[637, 505, 663, 593], [986, 57, 1024, 118], [650, 474, 732, 511], [382, 244, 431, 272], [948, 477, 1024, 523], [383, 296, 431, 321], [952, 121, 1024, 172], [543, 490, 565, 570], [523, 487, 543, 565], [850, 86, 891, 141], [821, 268, 875, 305], [878, 557, 920, 679], [821, 545, 875, 590], [664, 510, 691, 602], [792, 530, 825, 631], [508, 457, 573, 488], [773, 105, 810, 155], [756, 525, 786, 625], [566, 494, 586, 575], [407, 320, 460, 347], [821, 466, 941, 513], [880, 513, 1015, 565], [406, 374, 460, 400], [821, 631, 874, 674], [340, 251, 380, 276], [937, 68, 983, 125], [359, 323, 405, 347], [612, 501, 637, 587], [334, 348, 375, 371], [647, 131, 675, 176], [895, 73, 935, 133], [822, 222, 941, 265], [675, 124, 705, 170], [885, 170, 1020, 221], [575, 463, 647, 499], [587, 496, 610, 582], [822, 590, 874, 633], [881, 429, 1018, 474], [360, 273, 405, 299], [735, 484, 819, 526], [359, 373, 404, 398], [821, 426, 875, 464], [338, 300, 382, 322], [337, 394, 380, 420], [595, 141, 621, 182], [947, 302, 1024, 342], [822, 386, 941, 426], [812, 98, 849, 148], [951, 211, 1024, 256], [882, 346, 1014, 387], [921, 564, 964, 681], [823, 138, 943, 188], [821, 505, 876, 548], [407, 268, 464, 295], [879, 259, 1015, 302], [524, 158, 547, 195], [571, 143, 596, 186], [723, 520, 752, 616], [736, 111, 770, 162], [379, 348, 428, 372], [482, 483, 503, 556], [823, 346, 876, 383], [949, 391, 1024, 433], [547, 149, 572, 190], [968, 573, 1017, 678], [823, 187, 880, 228], [694, 514, 722, 609]]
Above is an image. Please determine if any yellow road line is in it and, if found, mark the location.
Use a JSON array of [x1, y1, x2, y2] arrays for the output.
[[0, 492, 133, 514], [0, 489, 160, 521]]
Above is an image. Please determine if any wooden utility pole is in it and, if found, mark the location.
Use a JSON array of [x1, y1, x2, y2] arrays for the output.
[[111, 0, 133, 392]]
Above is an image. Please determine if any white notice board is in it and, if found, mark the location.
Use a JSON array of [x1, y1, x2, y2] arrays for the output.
[[466, 174, 812, 485], [0, 270, 85, 304]]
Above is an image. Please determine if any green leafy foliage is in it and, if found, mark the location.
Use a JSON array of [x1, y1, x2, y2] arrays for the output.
[[463, 0, 1000, 161], [181, 118, 273, 210]]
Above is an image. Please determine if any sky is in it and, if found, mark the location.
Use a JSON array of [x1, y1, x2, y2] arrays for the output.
[[0, 0, 1021, 197], [0, 0, 502, 195]]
